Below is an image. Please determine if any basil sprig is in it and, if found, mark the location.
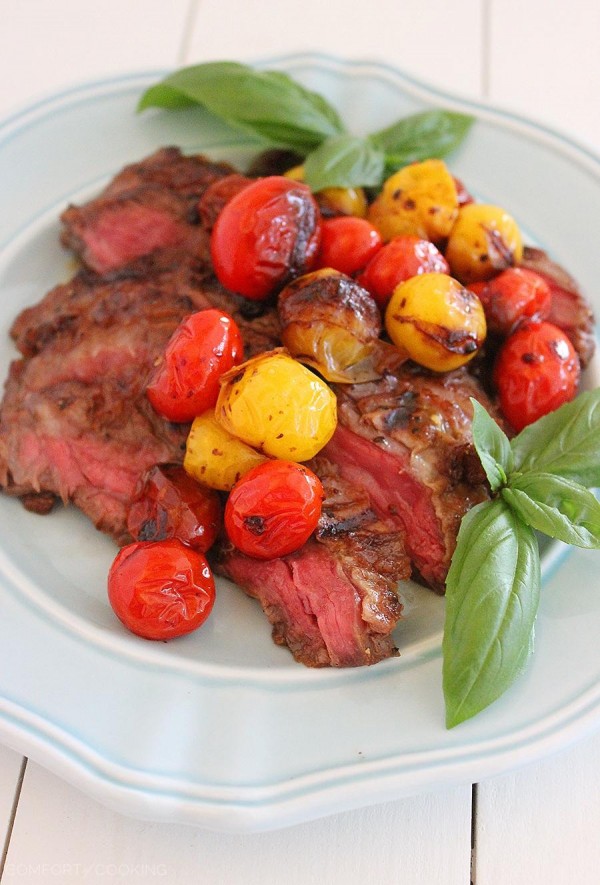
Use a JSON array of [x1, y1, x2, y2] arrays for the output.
[[138, 62, 473, 190], [444, 393, 600, 728]]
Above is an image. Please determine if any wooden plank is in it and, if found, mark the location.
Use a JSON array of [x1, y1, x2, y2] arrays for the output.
[[474, 728, 600, 883], [489, 0, 600, 149], [185, 0, 484, 96], [3, 762, 472, 884], [0, 0, 193, 118]]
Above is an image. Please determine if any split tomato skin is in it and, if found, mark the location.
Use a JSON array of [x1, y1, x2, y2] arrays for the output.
[[146, 309, 243, 423], [494, 320, 581, 431], [210, 176, 322, 300], [108, 539, 216, 640], [357, 235, 450, 309], [127, 464, 221, 552], [477, 267, 552, 336], [315, 216, 382, 276], [224, 460, 324, 560]]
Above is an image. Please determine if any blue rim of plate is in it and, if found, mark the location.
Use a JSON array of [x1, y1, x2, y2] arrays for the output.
[[0, 53, 599, 832]]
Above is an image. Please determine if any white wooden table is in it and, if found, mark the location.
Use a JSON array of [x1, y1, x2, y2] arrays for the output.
[[0, 1, 599, 882]]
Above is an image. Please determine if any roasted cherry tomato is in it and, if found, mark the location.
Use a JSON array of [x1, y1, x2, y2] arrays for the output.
[[146, 309, 243, 423], [127, 464, 221, 552], [476, 267, 552, 336], [108, 539, 215, 640], [357, 235, 450, 309], [315, 217, 382, 276], [210, 176, 322, 300], [224, 460, 324, 560], [494, 320, 580, 431]]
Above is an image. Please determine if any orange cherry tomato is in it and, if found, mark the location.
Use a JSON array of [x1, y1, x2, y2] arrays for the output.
[[494, 320, 580, 431], [210, 176, 322, 300], [357, 235, 450, 309], [127, 464, 221, 552], [476, 267, 552, 336], [224, 460, 324, 560], [108, 539, 215, 640], [315, 216, 382, 276], [146, 309, 243, 423]]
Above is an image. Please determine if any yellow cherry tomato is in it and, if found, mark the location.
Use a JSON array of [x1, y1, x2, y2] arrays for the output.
[[385, 272, 487, 372], [445, 203, 523, 284], [184, 410, 267, 492], [367, 159, 459, 242], [216, 349, 337, 461]]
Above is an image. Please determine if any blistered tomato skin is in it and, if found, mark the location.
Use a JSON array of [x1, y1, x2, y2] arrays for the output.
[[146, 309, 243, 423], [385, 272, 487, 372], [225, 460, 324, 559], [367, 159, 459, 242], [210, 176, 322, 300], [476, 267, 552, 336], [494, 321, 580, 431], [127, 464, 221, 552], [216, 349, 337, 461], [108, 539, 215, 640], [315, 217, 382, 276], [357, 235, 450, 309], [445, 204, 523, 284]]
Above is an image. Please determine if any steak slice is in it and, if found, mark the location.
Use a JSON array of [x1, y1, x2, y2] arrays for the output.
[[324, 365, 494, 591], [60, 148, 235, 274], [215, 457, 409, 667], [521, 246, 596, 367], [0, 284, 190, 541]]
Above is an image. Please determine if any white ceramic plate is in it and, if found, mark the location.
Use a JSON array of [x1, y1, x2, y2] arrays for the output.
[[0, 55, 599, 834]]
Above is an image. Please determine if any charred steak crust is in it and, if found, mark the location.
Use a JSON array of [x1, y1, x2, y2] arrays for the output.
[[0, 146, 596, 668], [214, 457, 409, 667]]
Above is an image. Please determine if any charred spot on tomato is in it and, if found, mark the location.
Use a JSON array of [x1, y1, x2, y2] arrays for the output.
[[244, 515, 266, 535]]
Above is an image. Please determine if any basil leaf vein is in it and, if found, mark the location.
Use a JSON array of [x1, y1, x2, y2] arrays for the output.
[[369, 110, 474, 173], [138, 62, 345, 151], [471, 399, 513, 491], [511, 389, 600, 487], [303, 135, 385, 192], [502, 472, 600, 548], [443, 498, 540, 728]]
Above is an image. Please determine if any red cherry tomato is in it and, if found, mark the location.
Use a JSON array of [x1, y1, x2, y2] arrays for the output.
[[210, 176, 322, 300], [357, 235, 450, 309], [224, 460, 324, 560], [146, 309, 243, 422], [477, 267, 552, 336], [108, 539, 215, 640], [494, 321, 580, 431], [315, 216, 382, 276], [127, 464, 221, 552]]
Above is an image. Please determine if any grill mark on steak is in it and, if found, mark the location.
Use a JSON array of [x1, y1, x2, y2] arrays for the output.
[[326, 365, 495, 591], [214, 457, 408, 667]]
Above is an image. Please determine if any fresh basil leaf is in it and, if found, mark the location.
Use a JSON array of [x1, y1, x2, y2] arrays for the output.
[[369, 110, 474, 172], [511, 389, 600, 487], [303, 135, 385, 192], [471, 399, 513, 491], [138, 62, 345, 152], [443, 498, 540, 728], [502, 472, 600, 548]]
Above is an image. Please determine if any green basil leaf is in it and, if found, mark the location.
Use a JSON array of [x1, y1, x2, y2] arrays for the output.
[[502, 472, 600, 548], [369, 110, 474, 172], [138, 62, 345, 152], [443, 498, 540, 728], [303, 135, 385, 192], [471, 399, 513, 491], [511, 389, 600, 487]]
